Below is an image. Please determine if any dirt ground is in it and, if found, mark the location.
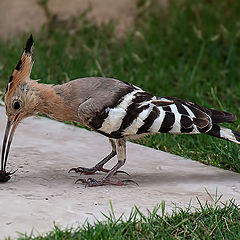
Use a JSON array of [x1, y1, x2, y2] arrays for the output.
[[0, 0, 168, 41]]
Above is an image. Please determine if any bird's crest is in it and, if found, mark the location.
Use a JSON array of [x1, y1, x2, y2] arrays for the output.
[[5, 35, 34, 96]]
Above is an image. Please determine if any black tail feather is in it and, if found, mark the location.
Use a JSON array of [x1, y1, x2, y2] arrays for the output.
[[206, 124, 240, 144]]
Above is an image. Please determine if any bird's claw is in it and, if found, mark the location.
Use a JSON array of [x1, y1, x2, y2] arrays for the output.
[[68, 167, 96, 175], [69, 166, 130, 176], [121, 179, 139, 186], [114, 170, 130, 176], [75, 177, 138, 187]]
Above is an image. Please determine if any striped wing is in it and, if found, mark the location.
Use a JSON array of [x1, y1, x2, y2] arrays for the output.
[[83, 82, 236, 139], [76, 78, 239, 144], [96, 88, 160, 138], [164, 97, 236, 124], [148, 97, 213, 134], [92, 88, 220, 138]]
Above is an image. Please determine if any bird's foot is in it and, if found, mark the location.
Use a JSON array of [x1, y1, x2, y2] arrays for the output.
[[68, 166, 129, 176], [75, 177, 138, 187], [69, 166, 99, 175]]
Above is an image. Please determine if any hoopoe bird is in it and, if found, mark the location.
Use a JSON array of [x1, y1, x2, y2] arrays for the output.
[[1, 35, 240, 186]]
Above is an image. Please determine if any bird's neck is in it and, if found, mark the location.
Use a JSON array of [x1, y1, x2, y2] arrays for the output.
[[30, 81, 78, 122]]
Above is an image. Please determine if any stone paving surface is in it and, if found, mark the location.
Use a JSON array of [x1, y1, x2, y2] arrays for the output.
[[0, 106, 239, 239]]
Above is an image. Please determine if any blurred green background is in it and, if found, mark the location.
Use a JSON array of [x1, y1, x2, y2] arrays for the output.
[[0, 0, 240, 172]]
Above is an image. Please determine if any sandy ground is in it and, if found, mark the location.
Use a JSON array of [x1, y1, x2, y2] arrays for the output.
[[0, 106, 239, 239]]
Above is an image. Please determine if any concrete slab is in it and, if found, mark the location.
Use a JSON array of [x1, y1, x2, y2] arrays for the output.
[[0, 106, 239, 239]]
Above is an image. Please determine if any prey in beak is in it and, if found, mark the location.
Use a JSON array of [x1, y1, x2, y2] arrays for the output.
[[0, 116, 21, 182]]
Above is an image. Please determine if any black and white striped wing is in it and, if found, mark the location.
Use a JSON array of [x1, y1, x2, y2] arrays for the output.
[[82, 81, 236, 139], [96, 88, 159, 138], [89, 89, 214, 138], [148, 98, 213, 135]]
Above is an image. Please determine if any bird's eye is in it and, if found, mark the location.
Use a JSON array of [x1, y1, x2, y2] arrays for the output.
[[13, 101, 21, 110]]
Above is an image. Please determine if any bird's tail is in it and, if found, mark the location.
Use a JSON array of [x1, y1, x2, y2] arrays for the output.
[[205, 124, 240, 144]]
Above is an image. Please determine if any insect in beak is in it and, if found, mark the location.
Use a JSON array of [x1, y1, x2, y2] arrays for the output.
[[0, 115, 20, 182]]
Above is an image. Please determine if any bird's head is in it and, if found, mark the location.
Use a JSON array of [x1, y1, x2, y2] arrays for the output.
[[1, 35, 38, 176]]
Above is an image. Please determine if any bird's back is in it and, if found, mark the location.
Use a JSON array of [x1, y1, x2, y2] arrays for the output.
[[54, 77, 236, 139]]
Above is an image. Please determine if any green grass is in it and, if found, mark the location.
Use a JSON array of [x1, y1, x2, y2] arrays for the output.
[[16, 199, 240, 240], [1, 0, 240, 173]]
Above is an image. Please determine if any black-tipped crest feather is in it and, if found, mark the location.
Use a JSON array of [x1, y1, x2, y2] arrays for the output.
[[25, 34, 33, 54]]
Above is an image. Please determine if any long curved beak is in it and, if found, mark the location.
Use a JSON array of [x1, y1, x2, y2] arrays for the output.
[[1, 114, 21, 171]]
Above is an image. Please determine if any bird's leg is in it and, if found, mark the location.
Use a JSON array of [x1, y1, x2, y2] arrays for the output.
[[77, 139, 137, 187], [69, 138, 123, 175], [103, 138, 126, 180]]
